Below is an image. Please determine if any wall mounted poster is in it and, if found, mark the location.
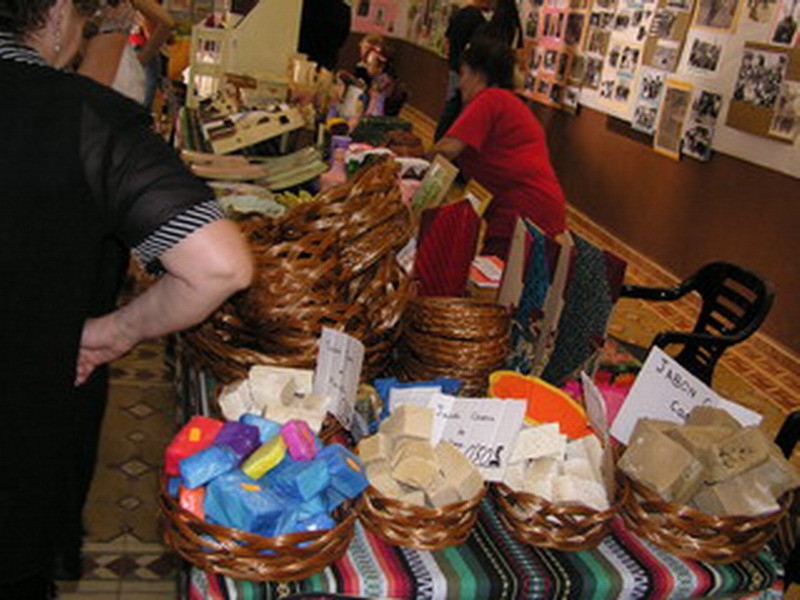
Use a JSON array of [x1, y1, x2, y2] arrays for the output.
[[743, 0, 779, 23], [682, 89, 723, 160], [693, 0, 741, 30], [632, 67, 667, 132], [654, 80, 693, 157], [769, 81, 800, 140], [684, 29, 727, 76], [726, 42, 800, 143], [770, 0, 800, 45]]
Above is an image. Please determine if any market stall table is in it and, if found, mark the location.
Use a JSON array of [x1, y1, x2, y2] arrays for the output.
[[186, 498, 784, 599]]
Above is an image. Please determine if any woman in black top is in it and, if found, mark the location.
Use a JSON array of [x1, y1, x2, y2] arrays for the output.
[[0, 0, 253, 596]]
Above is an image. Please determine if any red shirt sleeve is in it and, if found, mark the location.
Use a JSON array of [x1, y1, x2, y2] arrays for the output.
[[445, 89, 495, 153]]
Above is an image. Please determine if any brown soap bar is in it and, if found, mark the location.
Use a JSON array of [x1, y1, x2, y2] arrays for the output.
[[398, 489, 427, 506], [619, 424, 706, 503], [667, 425, 736, 455], [693, 478, 780, 517], [686, 406, 742, 430], [426, 476, 461, 507], [392, 456, 439, 490], [391, 438, 436, 468], [741, 446, 800, 499], [380, 405, 434, 440], [702, 427, 770, 483], [358, 432, 391, 465], [435, 441, 484, 500]]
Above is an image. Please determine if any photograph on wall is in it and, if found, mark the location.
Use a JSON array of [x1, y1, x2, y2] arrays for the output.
[[565, 13, 587, 45], [584, 56, 605, 87], [527, 10, 542, 38], [654, 82, 693, 158], [586, 28, 612, 53], [732, 47, 788, 108], [557, 51, 572, 80], [682, 90, 723, 160], [744, 0, 778, 23], [618, 45, 642, 74], [589, 10, 616, 29], [694, 0, 740, 29], [770, 0, 799, 45], [563, 85, 582, 109], [666, 0, 694, 10], [649, 9, 679, 36], [570, 54, 588, 82], [686, 31, 725, 75], [651, 39, 682, 70], [632, 68, 666, 133], [769, 81, 800, 140]]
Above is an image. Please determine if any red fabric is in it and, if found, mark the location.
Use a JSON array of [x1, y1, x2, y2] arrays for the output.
[[446, 88, 566, 259], [414, 200, 481, 297]]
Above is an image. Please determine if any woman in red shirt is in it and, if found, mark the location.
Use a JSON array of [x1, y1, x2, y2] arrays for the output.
[[432, 38, 566, 259]]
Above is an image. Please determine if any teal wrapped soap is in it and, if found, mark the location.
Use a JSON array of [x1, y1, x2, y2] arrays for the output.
[[317, 444, 368, 498]]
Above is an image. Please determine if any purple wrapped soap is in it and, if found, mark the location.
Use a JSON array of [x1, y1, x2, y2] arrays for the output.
[[214, 421, 260, 462]]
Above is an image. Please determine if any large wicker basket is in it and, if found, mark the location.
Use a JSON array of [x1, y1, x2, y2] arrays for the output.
[[159, 478, 357, 581], [493, 478, 628, 551], [357, 484, 487, 551], [620, 474, 792, 564]]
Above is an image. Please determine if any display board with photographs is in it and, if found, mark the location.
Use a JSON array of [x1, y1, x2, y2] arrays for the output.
[[654, 80, 693, 157]]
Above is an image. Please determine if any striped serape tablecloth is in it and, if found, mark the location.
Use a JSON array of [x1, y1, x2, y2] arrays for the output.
[[187, 497, 785, 600]]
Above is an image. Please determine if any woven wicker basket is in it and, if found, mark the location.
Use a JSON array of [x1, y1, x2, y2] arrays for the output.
[[620, 475, 792, 564], [493, 477, 628, 552], [357, 484, 487, 551], [159, 479, 356, 581]]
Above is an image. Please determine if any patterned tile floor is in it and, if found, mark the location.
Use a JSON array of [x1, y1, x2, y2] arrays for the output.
[[57, 107, 799, 598]]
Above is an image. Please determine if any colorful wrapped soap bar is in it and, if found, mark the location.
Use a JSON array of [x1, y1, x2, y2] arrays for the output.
[[180, 444, 239, 489], [240, 414, 281, 444], [204, 471, 285, 534], [280, 420, 318, 461], [269, 459, 330, 501], [296, 495, 327, 521], [164, 416, 224, 476], [241, 435, 287, 479], [214, 421, 260, 462], [322, 487, 348, 512], [317, 444, 368, 499], [168, 477, 181, 498], [179, 485, 205, 520], [297, 513, 335, 533]]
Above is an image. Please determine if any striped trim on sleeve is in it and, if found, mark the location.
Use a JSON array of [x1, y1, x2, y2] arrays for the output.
[[132, 200, 225, 269]]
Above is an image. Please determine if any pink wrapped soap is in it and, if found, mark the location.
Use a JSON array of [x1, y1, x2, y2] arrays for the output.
[[280, 420, 318, 461]]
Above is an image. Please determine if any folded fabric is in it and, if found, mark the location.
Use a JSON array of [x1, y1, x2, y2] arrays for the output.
[[165, 416, 225, 476], [317, 444, 368, 499], [204, 471, 285, 533], [414, 200, 481, 297], [214, 421, 261, 462], [239, 414, 282, 444], [180, 445, 240, 489]]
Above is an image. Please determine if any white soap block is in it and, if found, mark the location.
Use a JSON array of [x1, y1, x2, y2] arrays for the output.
[[302, 393, 331, 412], [581, 435, 604, 481], [249, 366, 314, 397], [553, 475, 609, 511], [370, 471, 405, 499], [392, 457, 439, 490], [525, 457, 560, 481], [391, 438, 436, 468], [435, 441, 484, 500], [426, 477, 461, 507], [523, 477, 555, 502], [380, 405, 434, 440], [503, 462, 526, 491], [561, 458, 597, 483], [399, 489, 427, 506], [509, 424, 567, 464], [248, 373, 296, 412], [217, 379, 255, 421], [265, 404, 323, 433]]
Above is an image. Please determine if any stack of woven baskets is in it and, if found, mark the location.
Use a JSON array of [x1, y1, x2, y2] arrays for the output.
[[397, 297, 511, 396], [184, 159, 413, 383]]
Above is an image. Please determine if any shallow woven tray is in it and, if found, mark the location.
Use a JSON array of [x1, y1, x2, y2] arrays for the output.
[[407, 297, 511, 341], [493, 478, 628, 552], [357, 484, 487, 551], [160, 479, 356, 581], [620, 474, 792, 564]]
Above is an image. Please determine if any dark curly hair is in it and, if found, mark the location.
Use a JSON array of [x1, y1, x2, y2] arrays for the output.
[[0, 0, 99, 34], [460, 37, 515, 90]]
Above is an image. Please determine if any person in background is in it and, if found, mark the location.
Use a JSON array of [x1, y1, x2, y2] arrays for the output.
[[434, 0, 491, 140], [129, 0, 175, 109], [0, 1, 253, 597], [431, 38, 566, 260], [353, 32, 385, 88], [298, 0, 351, 72], [475, 0, 523, 49]]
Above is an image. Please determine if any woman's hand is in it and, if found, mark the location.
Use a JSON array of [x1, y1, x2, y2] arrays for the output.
[[75, 314, 138, 386]]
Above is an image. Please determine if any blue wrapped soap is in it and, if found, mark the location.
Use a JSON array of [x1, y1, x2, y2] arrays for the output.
[[322, 487, 348, 513], [179, 445, 239, 489], [297, 513, 336, 533], [268, 459, 330, 501], [204, 471, 285, 533], [317, 444, 368, 499], [167, 476, 181, 498], [296, 495, 327, 521], [239, 414, 281, 443], [214, 421, 260, 462], [373, 377, 462, 422]]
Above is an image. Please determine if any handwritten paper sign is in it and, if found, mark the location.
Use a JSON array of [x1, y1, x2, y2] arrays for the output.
[[418, 394, 527, 481], [581, 372, 609, 445], [313, 328, 364, 431], [610, 346, 762, 445]]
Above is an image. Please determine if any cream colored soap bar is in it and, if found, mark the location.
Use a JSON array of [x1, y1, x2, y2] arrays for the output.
[[553, 475, 609, 511], [561, 458, 596, 483], [249, 366, 314, 398], [435, 441, 484, 500], [358, 432, 391, 465], [703, 427, 770, 483], [391, 438, 436, 468], [392, 456, 439, 490], [525, 457, 559, 482], [370, 470, 405, 499], [399, 489, 427, 506], [693, 478, 780, 517], [218, 379, 255, 421], [524, 477, 555, 502], [686, 406, 742, 430], [739, 446, 800, 499], [667, 425, 735, 456], [509, 423, 566, 464], [503, 462, 526, 491], [619, 424, 705, 503], [426, 476, 461, 507], [380, 405, 434, 440]]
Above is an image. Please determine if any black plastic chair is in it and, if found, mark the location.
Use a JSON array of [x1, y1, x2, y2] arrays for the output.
[[620, 261, 774, 385]]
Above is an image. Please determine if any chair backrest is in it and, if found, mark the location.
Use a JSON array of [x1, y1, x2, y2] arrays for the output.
[[669, 262, 774, 383]]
